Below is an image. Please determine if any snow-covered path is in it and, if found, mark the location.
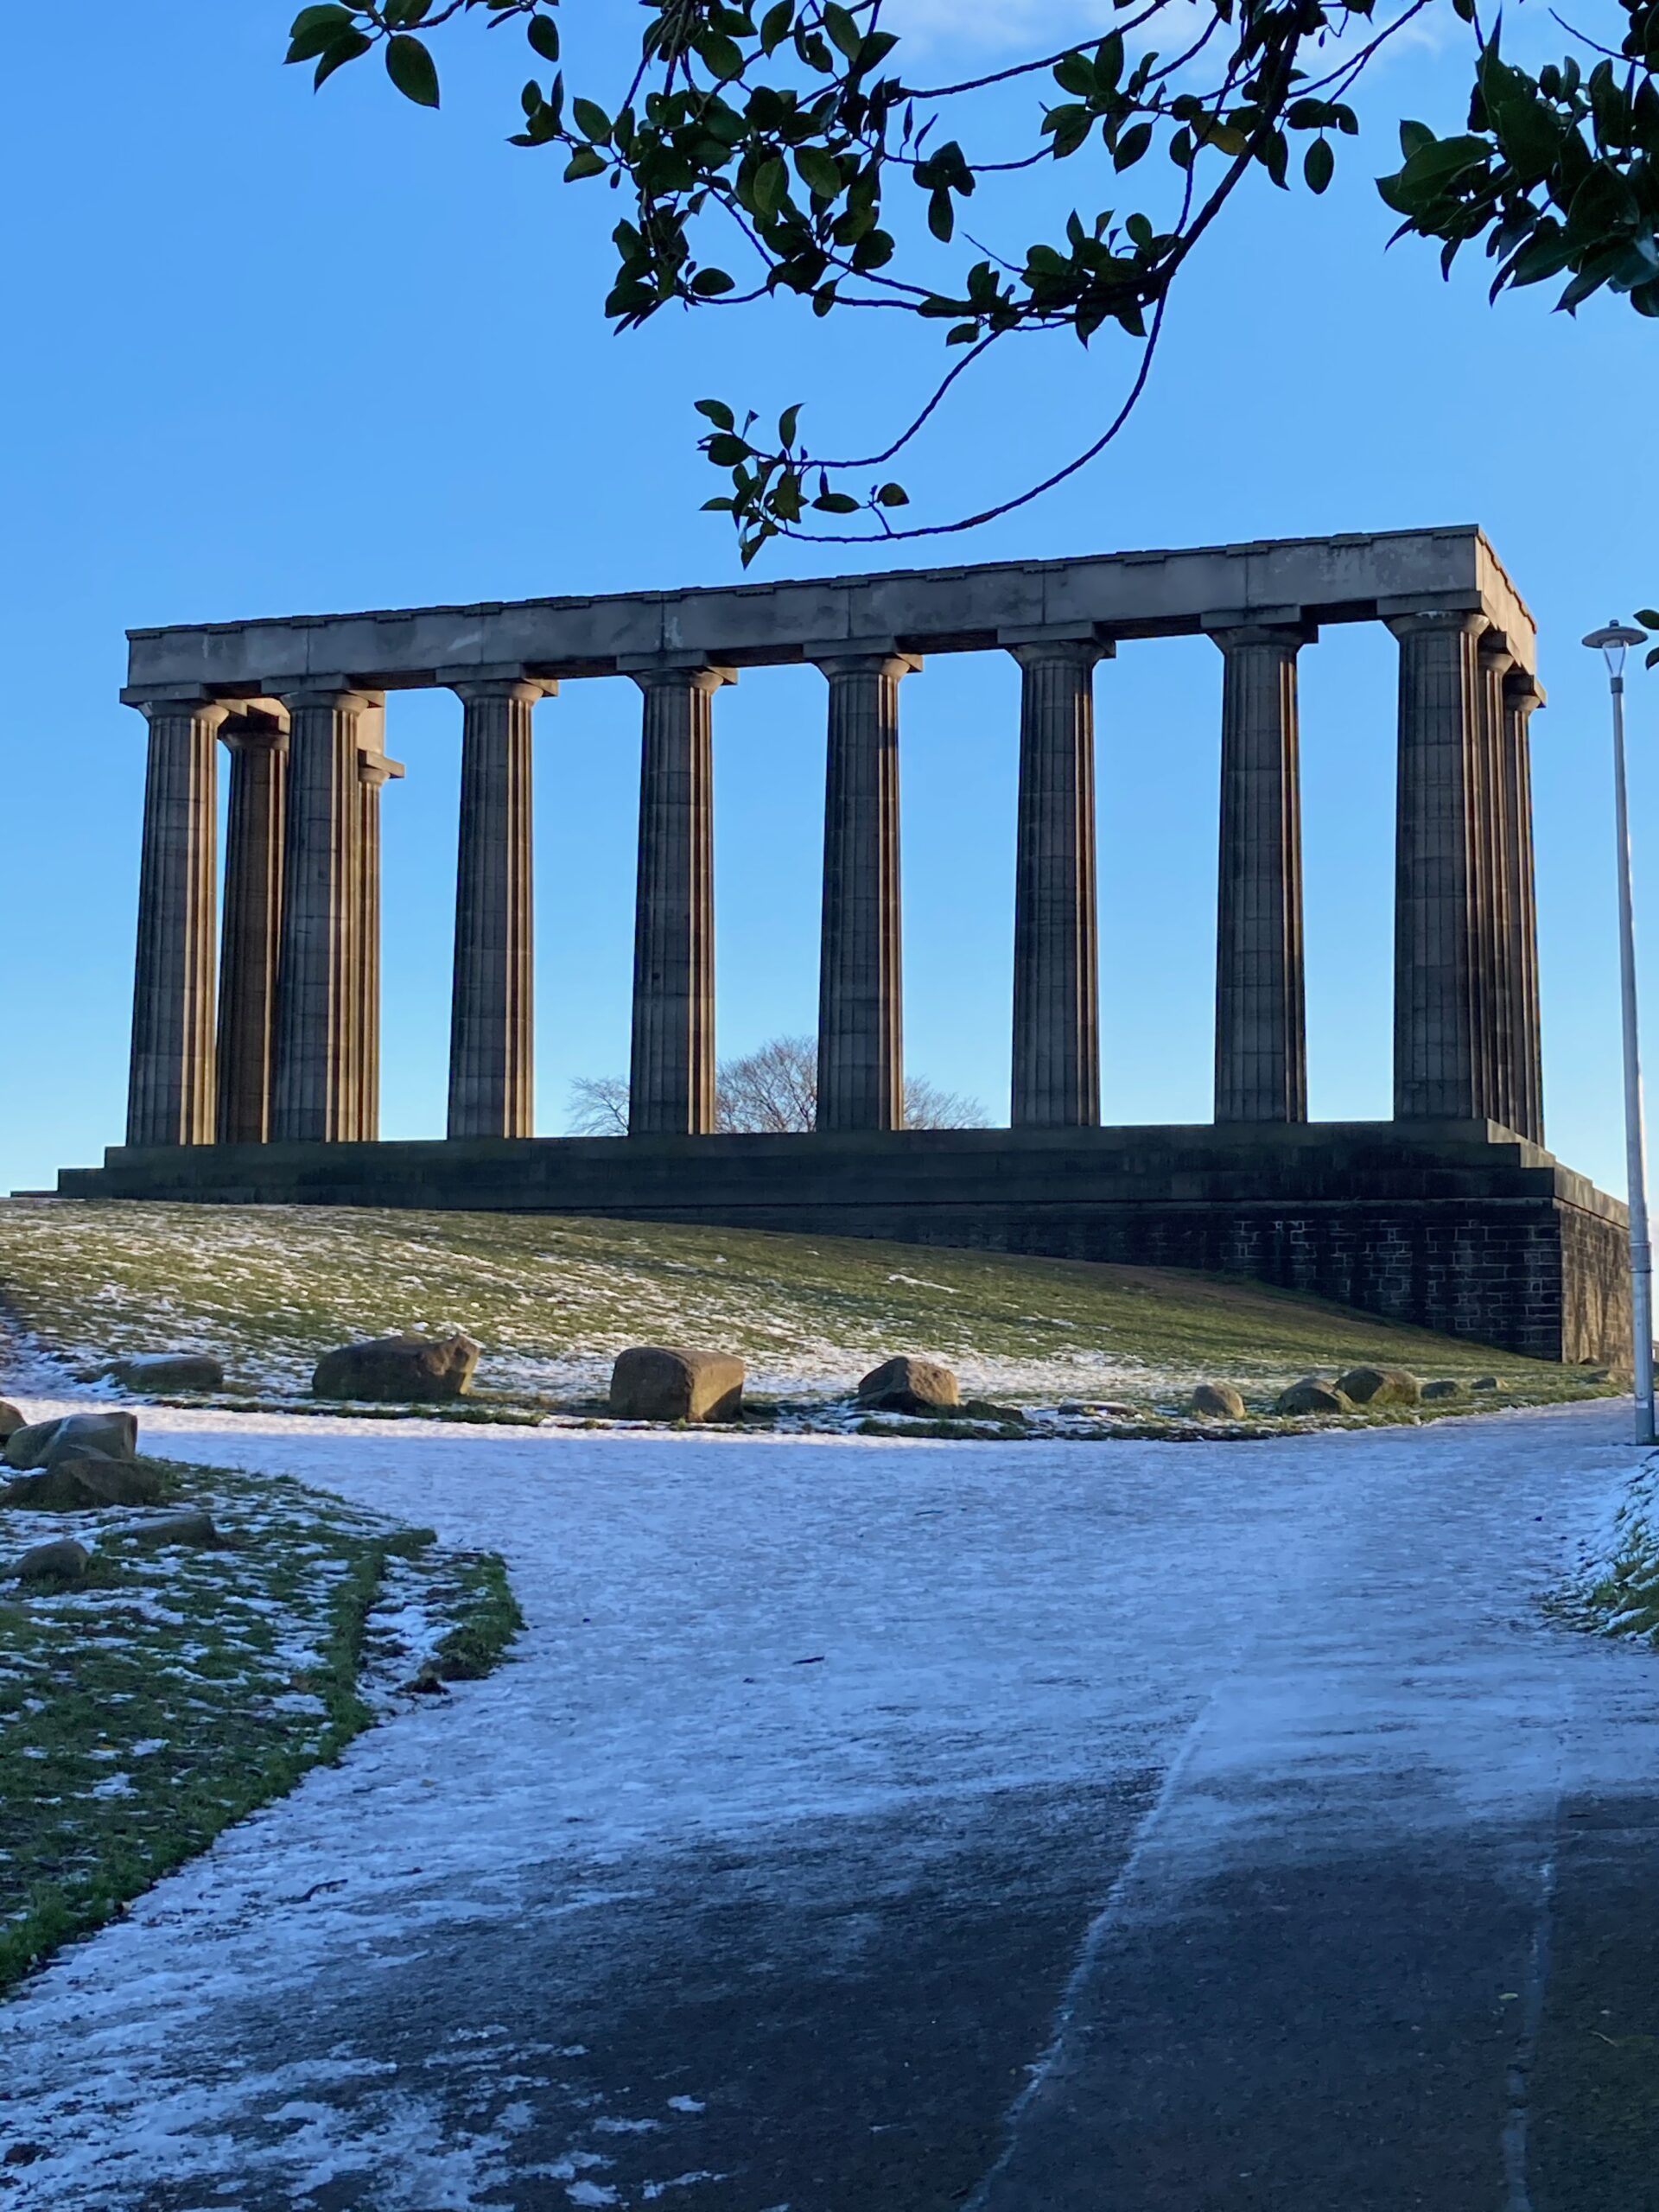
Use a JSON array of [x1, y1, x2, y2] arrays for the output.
[[3, 1401, 1657, 2209]]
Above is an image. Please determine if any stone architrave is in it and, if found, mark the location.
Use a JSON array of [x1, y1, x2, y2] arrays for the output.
[[1008, 638, 1103, 1128], [270, 688, 380, 1143], [448, 680, 549, 1140], [1389, 610, 1495, 1122], [815, 652, 918, 1133], [1211, 625, 1308, 1123], [127, 698, 226, 1147], [354, 741, 403, 1142], [215, 711, 289, 1145], [627, 665, 729, 1136], [1503, 669, 1546, 1143]]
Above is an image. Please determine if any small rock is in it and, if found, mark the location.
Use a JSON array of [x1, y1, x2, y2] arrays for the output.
[[0, 1401, 23, 1442], [119, 1510, 225, 1550], [5, 1410, 138, 1471], [855, 1357, 960, 1416], [14, 1536, 92, 1584], [1274, 1377, 1353, 1416], [1096, 1402, 1137, 1419], [1421, 1379, 1465, 1401], [312, 1332, 480, 1404], [959, 1398, 1027, 1424], [1471, 1375, 1501, 1391], [109, 1351, 226, 1394], [608, 1346, 746, 1424], [1336, 1366, 1421, 1408], [1189, 1382, 1247, 1420], [3, 1457, 164, 1511]]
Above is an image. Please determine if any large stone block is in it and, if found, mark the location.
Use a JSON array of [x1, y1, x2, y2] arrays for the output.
[[4, 1457, 164, 1510], [856, 1357, 960, 1414], [6, 1411, 138, 1471], [108, 1352, 226, 1393], [313, 1332, 480, 1403], [609, 1346, 745, 1424]]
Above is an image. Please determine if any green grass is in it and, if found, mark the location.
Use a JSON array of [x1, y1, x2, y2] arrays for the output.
[[0, 1197, 1605, 1407], [0, 1460, 519, 1994], [1564, 1461, 1659, 1645]]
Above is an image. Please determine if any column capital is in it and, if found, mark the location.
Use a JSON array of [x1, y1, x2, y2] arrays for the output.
[[622, 659, 735, 694], [279, 684, 385, 714], [130, 696, 230, 732], [1478, 636, 1517, 678], [357, 750, 406, 791], [1002, 629, 1111, 670], [812, 650, 923, 682], [448, 676, 557, 707], [1205, 621, 1311, 654], [1382, 606, 1487, 642], [1503, 667, 1546, 712], [220, 705, 290, 753]]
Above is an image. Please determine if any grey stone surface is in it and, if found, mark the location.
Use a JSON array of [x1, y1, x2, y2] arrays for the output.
[[1010, 640, 1101, 1128], [1190, 1381, 1248, 1419], [5, 1411, 138, 1471], [120, 1510, 225, 1549], [5, 1457, 164, 1510], [0, 1401, 22, 1441], [816, 654, 913, 1134], [14, 1536, 92, 1582], [110, 1352, 226, 1393], [1422, 1378, 1465, 1400], [1275, 1377, 1352, 1415], [448, 682, 546, 1140], [216, 715, 288, 1146], [608, 1345, 745, 1423], [857, 1356, 961, 1414], [1503, 671, 1546, 1142], [1212, 626, 1306, 1124], [312, 1332, 480, 1403], [1336, 1364, 1421, 1407], [629, 669, 723, 1136], [353, 741, 403, 1142], [127, 700, 225, 1148]]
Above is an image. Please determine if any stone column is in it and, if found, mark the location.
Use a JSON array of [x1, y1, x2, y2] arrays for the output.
[[215, 713, 289, 1145], [628, 666, 728, 1135], [1211, 626, 1307, 1123], [815, 652, 917, 1133], [1389, 610, 1492, 1122], [271, 688, 378, 1144], [448, 680, 549, 1140], [1504, 669, 1546, 1144], [127, 697, 226, 1147], [354, 743, 403, 1142], [1009, 639, 1101, 1128], [1476, 636, 1517, 1134]]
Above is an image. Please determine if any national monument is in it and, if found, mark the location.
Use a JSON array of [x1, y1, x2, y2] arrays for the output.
[[57, 524, 1630, 1363]]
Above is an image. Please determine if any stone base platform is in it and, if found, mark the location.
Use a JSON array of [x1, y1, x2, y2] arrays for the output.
[[51, 1120, 1630, 1366]]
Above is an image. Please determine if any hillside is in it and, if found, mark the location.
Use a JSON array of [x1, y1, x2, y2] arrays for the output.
[[0, 1199, 1593, 1410]]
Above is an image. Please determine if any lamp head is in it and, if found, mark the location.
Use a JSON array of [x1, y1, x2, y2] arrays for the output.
[[1584, 621, 1648, 679]]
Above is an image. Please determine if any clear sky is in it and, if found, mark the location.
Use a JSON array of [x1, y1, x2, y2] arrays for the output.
[[2, 1, 1653, 1197]]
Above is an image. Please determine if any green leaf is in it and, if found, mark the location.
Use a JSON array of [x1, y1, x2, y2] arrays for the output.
[[875, 482, 909, 506], [315, 29, 371, 87], [573, 97, 612, 143], [1114, 121, 1152, 170], [822, 3, 861, 60], [286, 5, 356, 63], [696, 398, 737, 430], [1398, 118, 1435, 159], [795, 146, 842, 200], [812, 491, 861, 513], [527, 12, 560, 62], [563, 145, 606, 180], [691, 268, 737, 296], [928, 187, 954, 241], [1304, 137, 1334, 194], [1635, 608, 1659, 627], [707, 434, 754, 465], [1053, 51, 1096, 96], [385, 34, 439, 107], [779, 403, 802, 447], [760, 0, 794, 54], [753, 156, 789, 217]]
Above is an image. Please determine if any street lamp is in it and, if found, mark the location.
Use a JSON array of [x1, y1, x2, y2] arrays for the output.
[[1584, 621, 1656, 1444]]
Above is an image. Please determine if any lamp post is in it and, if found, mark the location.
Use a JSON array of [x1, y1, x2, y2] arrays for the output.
[[1584, 621, 1656, 1444]]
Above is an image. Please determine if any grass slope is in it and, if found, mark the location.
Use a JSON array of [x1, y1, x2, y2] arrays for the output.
[[0, 1460, 521, 1994], [0, 1197, 1592, 1405]]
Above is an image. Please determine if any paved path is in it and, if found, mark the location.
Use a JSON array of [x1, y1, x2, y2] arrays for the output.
[[3, 1401, 1657, 2209]]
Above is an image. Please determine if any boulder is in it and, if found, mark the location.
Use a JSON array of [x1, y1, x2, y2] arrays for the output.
[[3, 1456, 164, 1510], [5, 1410, 138, 1471], [14, 1536, 92, 1584], [312, 1332, 480, 1403], [1274, 1377, 1353, 1417], [855, 1357, 961, 1416], [960, 1398, 1028, 1425], [0, 1401, 23, 1442], [608, 1346, 746, 1424], [1421, 1378, 1465, 1402], [1336, 1365, 1421, 1408], [1189, 1382, 1247, 1420], [120, 1510, 225, 1550], [1471, 1375, 1501, 1391], [109, 1352, 226, 1394]]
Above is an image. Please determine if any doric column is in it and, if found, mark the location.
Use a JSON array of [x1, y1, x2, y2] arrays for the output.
[[1476, 636, 1516, 1134], [354, 741, 404, 1142], [815, 652, 917, 1133], [628, 665, 728, 1135], [1504, 669, 1546, 1143], [1389, 610, 1492, 1122], [1009, 639, 1101, 1128], [448, 680, 549, 1140], [271, 687, 378, 1144], [127, 697, 226, 1147], [1211, 625, 1307, 1123], [215, 711, 289, 1145]]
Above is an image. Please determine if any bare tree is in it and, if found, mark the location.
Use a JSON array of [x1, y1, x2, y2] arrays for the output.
[[566, 1071, 630, 1136], [899, 1072, 982, 1131]]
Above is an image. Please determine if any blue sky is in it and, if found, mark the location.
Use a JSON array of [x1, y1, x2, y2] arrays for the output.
[[1, 1, 1654, 1196]]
